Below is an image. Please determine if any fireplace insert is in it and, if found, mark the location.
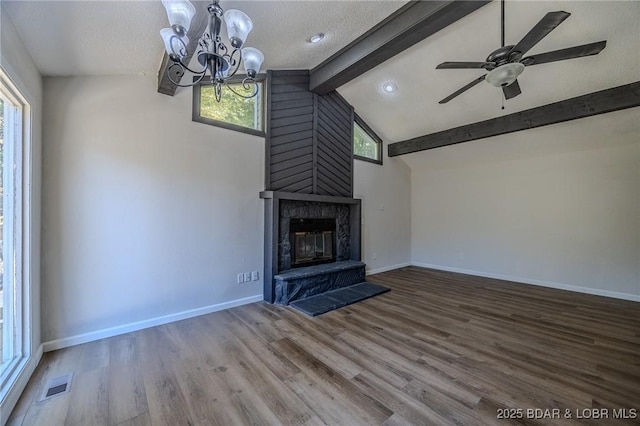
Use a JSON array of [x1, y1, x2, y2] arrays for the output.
[[290, 218, 336, 268]]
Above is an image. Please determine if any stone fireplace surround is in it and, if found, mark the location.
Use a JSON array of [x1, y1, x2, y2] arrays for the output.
[[260, 191, 362, 304]]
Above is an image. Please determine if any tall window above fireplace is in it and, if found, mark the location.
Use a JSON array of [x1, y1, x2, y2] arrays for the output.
[[290, 218, 336, 268]]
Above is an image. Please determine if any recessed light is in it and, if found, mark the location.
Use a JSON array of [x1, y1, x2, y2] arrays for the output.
[[309, 33, 325, 44], [382, 82, 397, 93]]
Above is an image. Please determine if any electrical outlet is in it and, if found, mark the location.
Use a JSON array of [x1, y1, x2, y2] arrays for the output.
[[251, 271, 259, 281], [372, 252, 377, 260], [243, 272, 251, 282], [237, 273, 244, 284]]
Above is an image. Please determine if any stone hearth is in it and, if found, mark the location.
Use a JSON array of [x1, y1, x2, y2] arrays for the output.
[[274, 260, 365, 305]]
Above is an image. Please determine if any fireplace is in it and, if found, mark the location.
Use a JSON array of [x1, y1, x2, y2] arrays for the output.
[[290, 218, 336, 268], [260, 191, 362, 304]]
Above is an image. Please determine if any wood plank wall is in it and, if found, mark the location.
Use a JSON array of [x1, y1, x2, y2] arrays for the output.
[[316, 92, 354, 197], [266, 70, 354, 197]]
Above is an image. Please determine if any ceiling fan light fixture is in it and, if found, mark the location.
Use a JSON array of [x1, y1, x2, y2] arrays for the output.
[[485, 62, 525, 87]]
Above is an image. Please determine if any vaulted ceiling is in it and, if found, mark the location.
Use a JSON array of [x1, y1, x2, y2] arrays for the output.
[[339, 1, 640, 142], [4, 0, 639, 145]]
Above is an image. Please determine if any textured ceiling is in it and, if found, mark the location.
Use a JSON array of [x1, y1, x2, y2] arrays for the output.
[[4, 0, 638, 143], [2, 0, 406, 76], [339, 0, 640, 143]]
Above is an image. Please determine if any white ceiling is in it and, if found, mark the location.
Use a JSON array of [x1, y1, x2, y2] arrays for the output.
[[4, 0, 639, 144], [2, 0, 406, 76], [339, 0, 640, 143]]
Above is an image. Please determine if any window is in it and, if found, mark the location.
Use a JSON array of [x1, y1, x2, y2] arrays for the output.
[[0, 68, 30, 400], [193, 78, 265, 137], [353, 114, 382, 164]]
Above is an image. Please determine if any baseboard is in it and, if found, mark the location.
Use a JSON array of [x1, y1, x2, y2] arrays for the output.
[[42, 294, 263, 352], [0, 344, 44, 425], [366, 262, 411, 276], [411, 262, 640, 302]]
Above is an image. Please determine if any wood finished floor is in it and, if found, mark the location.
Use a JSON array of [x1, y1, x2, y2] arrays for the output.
[[8, 267, 640, 425]]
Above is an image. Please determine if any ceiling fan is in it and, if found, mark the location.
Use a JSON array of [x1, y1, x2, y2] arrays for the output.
[[436, 0, 607, 104]]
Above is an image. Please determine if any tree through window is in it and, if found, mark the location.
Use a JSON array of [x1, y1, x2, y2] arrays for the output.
[[353, 114, 382, 164], [193, 80, 264, 136]]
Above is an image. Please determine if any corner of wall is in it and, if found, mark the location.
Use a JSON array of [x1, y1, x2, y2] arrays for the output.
[[354, 140, 412, 274]]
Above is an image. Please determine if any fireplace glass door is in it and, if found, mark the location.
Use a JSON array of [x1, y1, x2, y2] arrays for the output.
[[290, 218, 336, 267], [294, 231, 333, 263]]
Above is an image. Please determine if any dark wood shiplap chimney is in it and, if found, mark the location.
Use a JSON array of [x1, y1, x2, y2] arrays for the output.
[[265, 70, 354, 197]]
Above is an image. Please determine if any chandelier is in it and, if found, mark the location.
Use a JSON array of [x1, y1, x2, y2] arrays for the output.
[[160, 0, 264, 101]]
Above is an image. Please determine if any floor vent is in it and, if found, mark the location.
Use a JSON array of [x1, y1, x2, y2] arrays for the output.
[[40, 373, 73, 401]]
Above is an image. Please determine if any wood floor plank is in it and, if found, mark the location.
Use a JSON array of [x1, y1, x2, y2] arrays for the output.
[[136, 327, 194, 426], [225, 313, 302, 381], [270, 337, 394, 424], [222, 338, 316, 425], [273, 314, 364, 379], [108, 333, 148, 426], [209, 362, 284, 425], [10, 266, 640, 425], [402, 377, 484, 426], [170, 356, 243, 426], [283, 369, 362, 424], [78, 338, 110, 373], [64, 366, 109, 426], [21, 345, 84, 426], [351, 371, 455, 425], [114, 411, 151, 426]]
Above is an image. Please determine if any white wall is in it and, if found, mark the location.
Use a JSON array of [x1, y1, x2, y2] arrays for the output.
[[354, 144, 412, 274], [42, 75, 264, 347], [406, 109, 640, 300], [0, 4, 43, 422], [37, 65, 639, 355]]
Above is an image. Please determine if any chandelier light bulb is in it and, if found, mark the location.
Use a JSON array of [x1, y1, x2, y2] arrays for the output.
[[160, 28, 189, 60], [161, 0, 196, 37], [160, 1, 263, 102], [224, 9, 253, 48], [242, 47, 265, 79]]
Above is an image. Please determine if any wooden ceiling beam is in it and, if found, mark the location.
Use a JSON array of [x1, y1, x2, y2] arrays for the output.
[[309, 0, 490, 95], [388, 81, 640, 156], [157, 1, 209, 96]]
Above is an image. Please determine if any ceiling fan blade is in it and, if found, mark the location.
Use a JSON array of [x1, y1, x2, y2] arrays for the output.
[[502, 79, 521, 100], [436, 62, 492, 69], [438, 75, 486, 104], [522, 41, 606, 66], [509, 11, 571, 59]]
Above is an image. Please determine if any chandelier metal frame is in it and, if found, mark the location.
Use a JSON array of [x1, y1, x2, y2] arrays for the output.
[[160, 0, 264, 102]]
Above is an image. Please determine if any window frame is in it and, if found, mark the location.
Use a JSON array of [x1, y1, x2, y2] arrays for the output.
[[353, 113, 383, 165], [0, 67, 31, 405], [192, 74, 266, 137]]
